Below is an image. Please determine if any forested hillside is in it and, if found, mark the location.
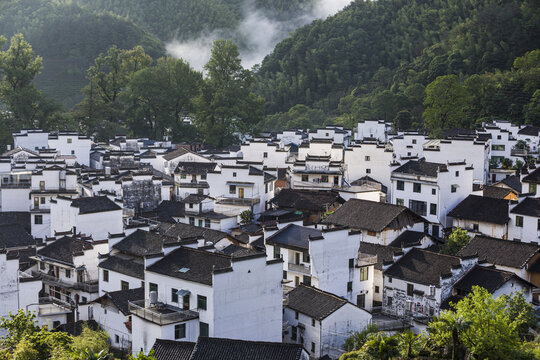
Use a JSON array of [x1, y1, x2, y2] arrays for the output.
[[256, 0, 540, 132], [73, 0, 313, 41], [0, 0, 165, 107]]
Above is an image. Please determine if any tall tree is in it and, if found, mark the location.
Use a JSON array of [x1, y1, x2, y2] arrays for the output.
[[123, 56, 202, 140], [0, 34, 59, 132], [423, 75, 470, 137], [194, 39, 263, 147]]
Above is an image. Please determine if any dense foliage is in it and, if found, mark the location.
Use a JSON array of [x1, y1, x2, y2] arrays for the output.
[[340, 287, 539, 360], [0, 0, 165, 107], [256, 0, 540, 132], [0, 310, 115, 360]]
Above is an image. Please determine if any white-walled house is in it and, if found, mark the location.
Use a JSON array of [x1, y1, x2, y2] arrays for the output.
[[283, 285, 372, 359], [382, 248, 478, 322], [32, 235, 109, 314], [297, 139, 343, 162], [0, 168, 32, 212], [391, 159, 473, 237], [239, 140, 289, 168], [180, 194, 237, 233], [48, 132, 92, 166], [343, 141, 394, 193], [50, 196, 123, 240], [91, 287, 144, 351], [206, 164, 276, 216], [30, 165, 78, 239], [13, 129, 50, 151], [448, 195, 510, 239], [480, 124, 516, 165], [391, 133, 426, 160], [291, 155, 343, 190], [130, 246, 283, 355], [508, 197, 540, 242], [355, 120, 388, 142], [521, 167, 540, 196], [160, 148, 211, 176], [174, 161, 217, 199], [323, 199, 427, 246]]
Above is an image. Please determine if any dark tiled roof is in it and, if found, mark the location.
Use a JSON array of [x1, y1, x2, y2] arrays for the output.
[[113, 230, 178, 257], [152, 339, 195, 360], [37, 237, 93, 265], [384, 248, 461, 286], [70, 196, 122, 214], [146, 247, 232, 285], [219, 244, 263, 258], [447, 195, 509, 224], [265, 224, 321, 251], [359, 242, 400, 270], [522, 167, 540, 184], [517, 125, 540, 136], [175, 161, 216, 174], [389, 230, 427, 248], [286, 284, 348, 320], [324, 199, 425, 232], [184, 194, 211, 204], [162, 147, 189, 161], [454, 265, 530, 294], [159, 222, 230, 245], [510, 197, 540, 217], [270, 189, 344, 211], [495, 175, 522, 193], [482, 186, 515, 199], [99, 255, 144, 279], [457, 235, 539, 269], [0, 212, 31, 232], [157, 200, 185, 222], [0, 224, 35, 249], [101, 287, 144, 315], [189, 337, 305, 360], [393, 159, 447, 177]]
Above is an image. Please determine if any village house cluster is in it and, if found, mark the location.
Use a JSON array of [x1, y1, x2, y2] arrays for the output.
[[1, 120, 540, 359]]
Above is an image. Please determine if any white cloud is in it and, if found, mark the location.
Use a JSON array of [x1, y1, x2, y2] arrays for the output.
[[166, 0, 353, 71]]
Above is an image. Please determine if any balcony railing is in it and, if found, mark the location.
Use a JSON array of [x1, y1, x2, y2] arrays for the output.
[[32, 271, 99, 293], [1, 181, 31, 188], [128, 300, 198, 326], [216, 195, 260, 206], [288, 262, 311, 275], [39, 296, 75, 310]]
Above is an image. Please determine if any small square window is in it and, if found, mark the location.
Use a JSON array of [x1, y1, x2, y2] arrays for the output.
[[198, 219, 203, 227], [365, 156, 370, 161], [233, 172, 237, 177], [172, 288, 179, 303], [366, 168, 371, 174], [375, 286, 380, 293], [387, 296, 393, 306], [189, 217, 195, 225], [430, 203, 437, 215], [149, 283, 158, 293], [347, 281, 353, 292], [360, 267, 369, 281], [455, 171, 459, 177], [412, 139, 417, 144], [388, 276, 392, 283], [121, 281, 129, 291], [311, 342, 315, 353], [205, 219, 211, 228], [229, 185, 236, 194], [71, 150, 75, 155], [432, 188, 436, 195], [199, 322, 209, 336], [200, 174, 207, 180], [103, 269, 109, 282], [451, 184, 458, 193], [175, 324, 186, 339], [65, 269, 71, 278], [312, 318, 315, 327], [473, 223, 479, 231], [67, 138, 72, 144], [407, 283, 414, 296], [303, 275, 311, 286], [115, 334, 119, 343], [348, 258, 354, 268], [263, 152, 268, 158], [301, 174, 308, 182], [189, 203, 194, 208], [40, 197, 45, 204], [180, 174, 187, 179], [413, 183, 421, 193], [516, 216, 524, 227], [34, 215, 43, 224], [283, 270, 287, 279], [397, 180, 404, 191], [197, 295, 207, 310], [396, 198, 404, 206]]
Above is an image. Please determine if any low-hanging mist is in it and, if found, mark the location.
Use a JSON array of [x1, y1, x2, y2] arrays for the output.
[[166, 0, 353, 71]]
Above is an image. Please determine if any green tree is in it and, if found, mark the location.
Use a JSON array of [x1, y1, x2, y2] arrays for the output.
[[0, 310, 40, 351], [501, 157, 514, 169], [123, 56, 202, 139], [129, 350, 157, 360], [0, 34, 59, 131], [240, 210, 254, 225], [194, 39, 264, 147], [344, 324, 379, 352], [428, 287, 531, 359], [71, 325, 110, 356], [423, 75, 470, 137], [362, 333, 400, 360], [441, 227, 470, 255]]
